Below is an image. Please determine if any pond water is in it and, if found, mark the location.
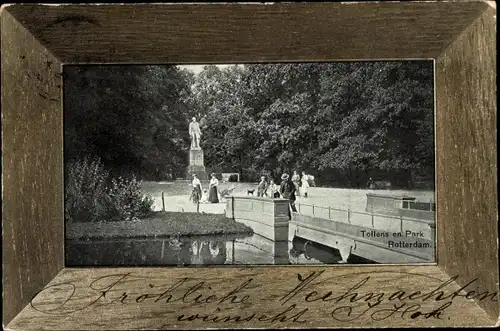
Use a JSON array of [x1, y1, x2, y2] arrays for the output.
[[65, 233, 375, 267]]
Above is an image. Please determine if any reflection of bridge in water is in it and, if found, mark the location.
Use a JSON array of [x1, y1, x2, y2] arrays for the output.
[[226, 193, 435, 264]]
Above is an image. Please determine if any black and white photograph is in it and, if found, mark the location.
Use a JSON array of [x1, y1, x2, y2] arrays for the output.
[[64, 61, 436, 266]]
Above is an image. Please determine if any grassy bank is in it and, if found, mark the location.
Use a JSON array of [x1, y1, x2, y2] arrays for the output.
[[66, 211, 253, 240]]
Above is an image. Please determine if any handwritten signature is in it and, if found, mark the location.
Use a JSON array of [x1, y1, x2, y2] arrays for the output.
[[29, 270, 497, 323]]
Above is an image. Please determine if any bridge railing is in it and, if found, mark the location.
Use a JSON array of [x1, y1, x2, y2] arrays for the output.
[[293, 201, 435, 238], [364, 194, 435, 220], [365, 194, 435, 211]]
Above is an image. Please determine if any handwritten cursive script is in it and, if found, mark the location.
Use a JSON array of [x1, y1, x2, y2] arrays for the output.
[[29, 270, 498, 324], [31, 273, 253, 315], [280, 270, 497, 321]]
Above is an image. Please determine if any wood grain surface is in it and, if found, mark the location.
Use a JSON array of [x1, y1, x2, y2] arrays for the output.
[[435, 5, 498, 320], [1, 9, 64, 326], [4, 266, 498, 330], [4, 2, 487, 63], [1, 1, 498, 329]]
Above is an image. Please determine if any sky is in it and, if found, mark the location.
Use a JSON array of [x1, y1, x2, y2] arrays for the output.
[[178, 64, 231, 74]]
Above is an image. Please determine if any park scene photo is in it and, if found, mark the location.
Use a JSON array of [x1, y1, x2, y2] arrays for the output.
[[64, 61, 436, 266]]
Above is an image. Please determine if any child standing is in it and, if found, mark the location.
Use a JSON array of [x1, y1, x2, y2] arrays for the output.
[[257, 176, 268, 197], [269, 180, 280, 198]]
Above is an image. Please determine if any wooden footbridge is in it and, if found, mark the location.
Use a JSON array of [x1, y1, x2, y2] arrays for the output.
[[226, 193, 435, 264]]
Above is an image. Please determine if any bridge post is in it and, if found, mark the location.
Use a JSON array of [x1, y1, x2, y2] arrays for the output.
[[227, 196, 290, 242], [161, 191, 165, 211], [231, 196, 235, 220], [231, 240, 235, 263]]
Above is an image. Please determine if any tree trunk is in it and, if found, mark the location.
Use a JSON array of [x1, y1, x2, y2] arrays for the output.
[[408, 168, 413, 190]]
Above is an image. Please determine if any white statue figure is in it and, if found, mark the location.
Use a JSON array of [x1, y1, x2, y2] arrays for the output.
[[189, 117, 202, 149]]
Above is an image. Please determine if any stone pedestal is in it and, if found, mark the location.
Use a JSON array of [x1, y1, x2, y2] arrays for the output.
[[186, 148, 207, 180]]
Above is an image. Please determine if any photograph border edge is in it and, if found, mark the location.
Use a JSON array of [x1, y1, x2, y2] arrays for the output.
[[1, 1, 498, 329]]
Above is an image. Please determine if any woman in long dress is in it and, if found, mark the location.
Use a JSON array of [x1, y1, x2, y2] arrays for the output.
[[189, 174, 203, 212], [208, 173, 219, 203], [292, 171, 301, 196], [301, 171, 310, 198]]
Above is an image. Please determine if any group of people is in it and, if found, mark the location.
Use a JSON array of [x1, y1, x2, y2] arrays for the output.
[[188, 170, 313, 213], [256, 170, 312, 199], [255, 171, 312, 213], [189, 173, 220, 211]]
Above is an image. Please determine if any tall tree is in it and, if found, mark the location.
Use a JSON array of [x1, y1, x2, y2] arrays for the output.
[[64, 65, 192, 179], [189, 61, 434, 186]]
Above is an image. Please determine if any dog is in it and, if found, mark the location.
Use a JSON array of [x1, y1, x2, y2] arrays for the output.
[[247, 189, 255, 196]]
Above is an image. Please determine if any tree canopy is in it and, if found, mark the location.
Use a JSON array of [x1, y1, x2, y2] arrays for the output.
[[64, 65, 193, 179], [64, 61, 434, 188]]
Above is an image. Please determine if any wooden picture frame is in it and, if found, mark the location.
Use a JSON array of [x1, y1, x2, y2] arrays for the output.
[[1, 1, 498, 329]]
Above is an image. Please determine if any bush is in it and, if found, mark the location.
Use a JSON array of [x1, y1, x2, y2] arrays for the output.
[[65, 157, 110, 223], [65, 157, 154, 223], [105, 176, 154, 222], [228, 174, 239, 182]]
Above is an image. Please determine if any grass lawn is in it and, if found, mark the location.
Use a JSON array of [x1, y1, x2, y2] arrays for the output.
[[66, 211, 254, 240]]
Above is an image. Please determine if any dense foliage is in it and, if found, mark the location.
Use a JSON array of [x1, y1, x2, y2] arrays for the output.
[[64, 65, 193, 180], [65, 157, 154, 223], [65, 61, 434, 188]]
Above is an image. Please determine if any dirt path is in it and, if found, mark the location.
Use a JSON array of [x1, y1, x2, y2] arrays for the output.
[[152, 195, 227, 214]]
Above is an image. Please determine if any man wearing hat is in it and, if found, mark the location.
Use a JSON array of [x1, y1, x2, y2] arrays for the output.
[[280, 173, 297, 213]]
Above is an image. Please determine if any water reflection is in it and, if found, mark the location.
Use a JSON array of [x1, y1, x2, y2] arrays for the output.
[[190, 240, 228, 265], [66, 233, 374, 267]]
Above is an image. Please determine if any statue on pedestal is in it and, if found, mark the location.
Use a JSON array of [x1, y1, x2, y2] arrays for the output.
[[189, 117, 202, 150], [186, 116, 207, 180]]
